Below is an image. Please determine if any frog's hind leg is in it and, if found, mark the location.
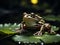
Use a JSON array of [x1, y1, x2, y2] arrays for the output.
[[44, 23, 56, 34]]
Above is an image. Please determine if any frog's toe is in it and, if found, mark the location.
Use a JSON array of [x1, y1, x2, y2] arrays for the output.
[[33, 31, 42, 36]]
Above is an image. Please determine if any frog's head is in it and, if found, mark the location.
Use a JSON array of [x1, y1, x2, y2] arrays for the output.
[[23, 13, 35, 19], [23, 13, 36, 23], [23, 13, 36, 26]]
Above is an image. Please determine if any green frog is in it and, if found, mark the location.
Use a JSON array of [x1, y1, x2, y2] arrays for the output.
[[16, 12, 55, 35]]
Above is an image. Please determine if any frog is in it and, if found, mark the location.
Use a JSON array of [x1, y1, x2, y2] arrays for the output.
[[16, 12, 55, 35]]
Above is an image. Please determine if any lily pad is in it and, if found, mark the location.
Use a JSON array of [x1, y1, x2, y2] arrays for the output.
[[12, 34, 60, 43]]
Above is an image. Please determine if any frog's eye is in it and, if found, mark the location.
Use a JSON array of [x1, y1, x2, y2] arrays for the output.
[[31, 13, 34, 15], [23, 12, 27, 15]]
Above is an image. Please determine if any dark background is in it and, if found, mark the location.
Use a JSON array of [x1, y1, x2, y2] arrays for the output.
[[0, 0, 60, 23]]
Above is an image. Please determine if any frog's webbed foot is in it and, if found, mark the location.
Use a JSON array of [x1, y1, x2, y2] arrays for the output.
[[33, 31, 42, 36], [50, 30, 56, 34]]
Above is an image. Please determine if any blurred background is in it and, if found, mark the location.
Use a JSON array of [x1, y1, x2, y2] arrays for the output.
[[0, 0, 60, 26], [0, 0, 60, 45]]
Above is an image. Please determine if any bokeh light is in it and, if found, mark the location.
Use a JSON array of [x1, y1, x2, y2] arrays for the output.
[[31, 0, 38, 5]]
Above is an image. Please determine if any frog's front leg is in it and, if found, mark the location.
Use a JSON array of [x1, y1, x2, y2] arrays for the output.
[[15, 22, 25, 33], [33, 25, 44, 36]]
